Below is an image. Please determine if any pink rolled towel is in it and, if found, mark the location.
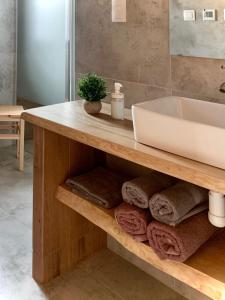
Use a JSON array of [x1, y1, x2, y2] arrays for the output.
[[122, 172, 176, 209], [147, 212, 217, 262], [115, 203, 152, 242]]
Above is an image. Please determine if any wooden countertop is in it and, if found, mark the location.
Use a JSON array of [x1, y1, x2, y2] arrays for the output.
[[23, 100, 225, 194]]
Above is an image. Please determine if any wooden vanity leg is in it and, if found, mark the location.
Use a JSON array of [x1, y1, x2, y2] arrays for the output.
[[33, 126, 107, 283]]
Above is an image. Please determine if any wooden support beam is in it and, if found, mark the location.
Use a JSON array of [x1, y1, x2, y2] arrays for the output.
[[32, 127, 107, 283]]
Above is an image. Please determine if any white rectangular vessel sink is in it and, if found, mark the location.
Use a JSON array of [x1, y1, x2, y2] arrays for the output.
[[132, 96, 225, 169]]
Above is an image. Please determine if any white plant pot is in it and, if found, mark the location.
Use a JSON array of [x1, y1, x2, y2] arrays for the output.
[[83, 100, 102, 114]]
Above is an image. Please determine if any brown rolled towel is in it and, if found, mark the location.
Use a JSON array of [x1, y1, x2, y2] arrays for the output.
[[115, 202, 152, 242], [122, 172, 176, 209], [147, 212, 216, 262], [149, 182, 208, 226], [66, 167, 129, 209]]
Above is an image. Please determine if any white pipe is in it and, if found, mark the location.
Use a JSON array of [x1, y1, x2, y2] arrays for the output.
[[208, 191, 225, 228]]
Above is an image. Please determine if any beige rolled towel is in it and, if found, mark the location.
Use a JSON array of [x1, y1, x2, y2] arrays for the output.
[[149, 182, 208, 226], [122, 172, 176, 209]]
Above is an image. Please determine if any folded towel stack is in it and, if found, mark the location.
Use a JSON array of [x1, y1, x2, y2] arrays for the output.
[[116, 172, 214, 262], [115, 203, 152, 242], [147, 211, 216, 262], [149, 182, 208, 226], [66, 167, 129, 209], [122, 172, 176, 208]]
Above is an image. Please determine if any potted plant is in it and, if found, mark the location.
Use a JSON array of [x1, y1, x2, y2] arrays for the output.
[[77, 73, 107, 114]]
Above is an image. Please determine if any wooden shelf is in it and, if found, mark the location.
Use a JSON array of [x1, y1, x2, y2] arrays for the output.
[[23, 101, 225, 194], [56, 185, 225, 300]]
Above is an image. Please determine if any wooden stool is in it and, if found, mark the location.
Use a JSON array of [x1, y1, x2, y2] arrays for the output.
[[0, 106, 25, 171]]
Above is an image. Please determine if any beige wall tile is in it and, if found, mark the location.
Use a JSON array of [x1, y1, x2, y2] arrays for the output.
[[76, 0, 172, 100], [76, 0, 225, 105], [104, 77, 171, 107], [76, 0, 113, 77], [77, 74, 171, 108], [172, 56, 225, 104]]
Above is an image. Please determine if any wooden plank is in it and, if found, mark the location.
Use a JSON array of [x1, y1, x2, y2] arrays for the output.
[[0, 134, 19, 140], [22, 101, 225, 194], [0, 124, 18, 130], [33, 126, 45, 282], [0, 105, 23, 116], [0, 117, 20, 121], [33, 127, 107, 283], [56, 185, 225, 300]]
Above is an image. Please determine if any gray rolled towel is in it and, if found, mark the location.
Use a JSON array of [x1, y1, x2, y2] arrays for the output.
[[122, 172, 176, 209], [149, 181, 208, 226]]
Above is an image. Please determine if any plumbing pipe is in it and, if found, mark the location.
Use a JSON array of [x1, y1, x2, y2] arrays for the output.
[[208, 191, 225, 228]]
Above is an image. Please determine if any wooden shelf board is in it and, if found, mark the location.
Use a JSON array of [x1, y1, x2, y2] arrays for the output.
[[56, 185, 225, 300], [23, 101, 225, 195]]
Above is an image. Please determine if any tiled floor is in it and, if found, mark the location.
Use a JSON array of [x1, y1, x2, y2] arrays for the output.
[[0, 141, 186, 300]]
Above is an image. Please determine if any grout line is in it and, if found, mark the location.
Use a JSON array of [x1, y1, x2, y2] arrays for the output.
[[77, 72, 225, 104], [76, 73, 171, 91]]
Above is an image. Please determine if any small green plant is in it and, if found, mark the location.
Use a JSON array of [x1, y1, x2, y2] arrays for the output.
[[77, 73, 107, 102]]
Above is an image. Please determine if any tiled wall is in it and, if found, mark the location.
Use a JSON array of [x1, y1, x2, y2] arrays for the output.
[[0, 0, 17, 104], [76, 0, 225, 107]]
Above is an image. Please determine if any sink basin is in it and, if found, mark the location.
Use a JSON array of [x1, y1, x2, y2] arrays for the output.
[[132, 96, 225, 169]]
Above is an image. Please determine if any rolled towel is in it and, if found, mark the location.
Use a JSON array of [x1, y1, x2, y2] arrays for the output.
[[149, 182, 208, 226], [66, 167, 129, 209], [147, 212, 216, 262], [122, 172, 176, 209], [115, 202, 152, 242]]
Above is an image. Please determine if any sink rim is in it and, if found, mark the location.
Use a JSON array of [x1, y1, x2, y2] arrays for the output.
[[132, 96, 225, 131]]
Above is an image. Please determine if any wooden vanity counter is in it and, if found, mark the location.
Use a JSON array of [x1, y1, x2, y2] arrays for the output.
[[23, 100, 225, 300]]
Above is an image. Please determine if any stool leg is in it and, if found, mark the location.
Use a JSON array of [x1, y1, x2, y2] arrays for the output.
[[17, 122, 20, 158], [19, 119, 25, 171], [17, 140, 20, 158]]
